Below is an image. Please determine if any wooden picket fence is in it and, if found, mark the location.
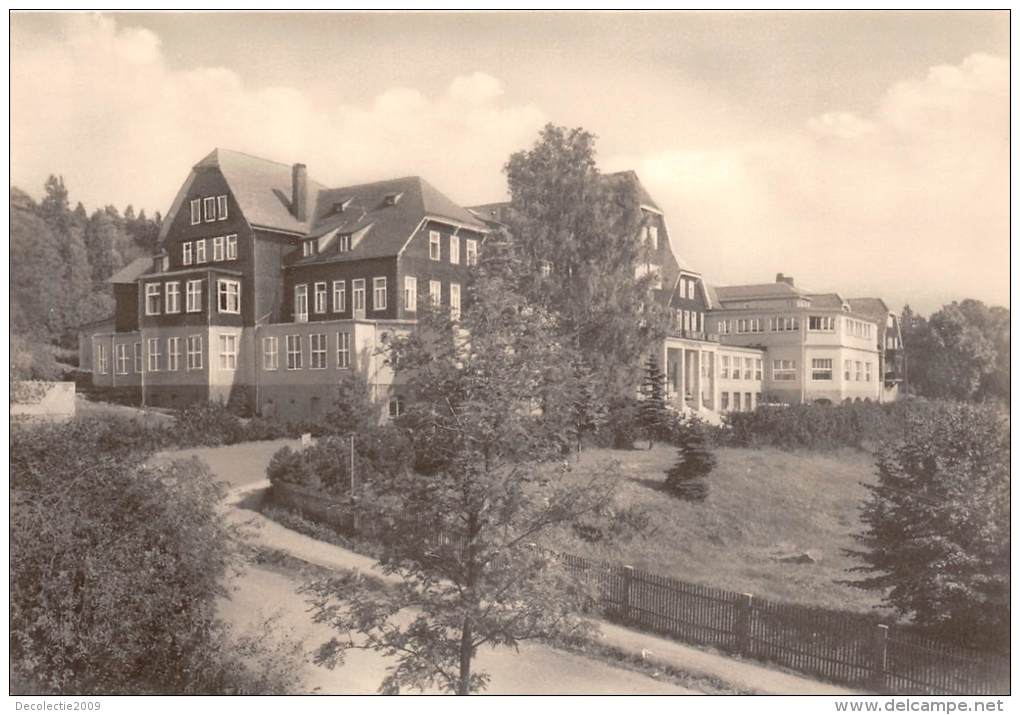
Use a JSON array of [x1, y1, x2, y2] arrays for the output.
[[270, 483, 1010, 696]]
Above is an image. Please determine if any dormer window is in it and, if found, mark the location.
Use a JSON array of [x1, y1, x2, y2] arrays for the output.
[[333, 198, 352, 214], [383, 192, 402, 207], [338, 234, 352, 252], [302, 241, 316, 258]]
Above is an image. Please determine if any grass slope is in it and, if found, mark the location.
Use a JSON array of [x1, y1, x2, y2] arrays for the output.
[[544, 445, 888, 615]]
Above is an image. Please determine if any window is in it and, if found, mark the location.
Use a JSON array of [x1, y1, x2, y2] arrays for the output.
[[294, 284, 308, 322], [302, 241, 314, 258], [755, 359, 763, 381], [773, 359, 797, 381], [809, 315, 835, 332], [263, 337, 279, 370], [218, 334, 238, 370], [165, 282, 180, 314], [286, 335, 302, 369], [717, 319, 730, 335], [196, 239, 207, 263], [218, 279, 240, 314], [168, 337, 180, 371], [744, 357, 753, 380], [845, 359, 852, 381], [687, 279, 695, 300], [429, 230, 441, 260], [682, 311, 690, 331], [115, 344, 129, 375], [217, 195, 228, 221], [865, 362, 872, 382], [404, 276, 417, 312], [771, 316, 800, 332], [212, 236, 224, 262], [720, 392, 729, 411], [338, 234, 352, 252], [745, 392, 753, 411], [190, 199, 201, 225], [429, 280, 441, 307], [646, 225, 658, 250], [733, 392, 742, 411], [373, 277, 387, 311], [337, 331, 351, 369], [352, 279, 366, 313], [186, 280, 203, 313], [314, 282, 327, 314], [147, 338, 161, 372], [186, 335, 203, 370], [449, 282, 461, 320], [449, 236, 460, 264], [226, 234, 237, 260], [721, 355, 730, 379], [539, 261, 553, 277], [145, 283, 161, 315], [466, 239, 478, 266], [310, 333, 326, 369], [95, 343, 108, 374], [855, 361, 862, 382], [811, 358, 833, 380], [332, 280, 346, 313], [388, 395, 405, 419], [182, 242, 193, 266], [134, 343, 142, 373], [203, 196, 216, 222]]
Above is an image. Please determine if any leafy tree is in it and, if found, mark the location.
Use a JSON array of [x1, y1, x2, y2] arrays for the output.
[[846, 403, 1010, 652], [304, 260, 616, 694], [323, 370, 381, 436], [11, 419, 304, 693], [639, 353, 669, 448], [664, 416, 716, 501], [11, 188, 65, 341], [566, 357, 607, 459], [504, 124, 670, 397]]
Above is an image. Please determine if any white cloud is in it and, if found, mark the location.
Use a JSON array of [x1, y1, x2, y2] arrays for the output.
[[11, 14, 545, 214], [609, 53, 1009, 313]]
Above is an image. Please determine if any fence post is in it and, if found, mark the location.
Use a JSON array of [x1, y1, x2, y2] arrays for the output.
[[621, 565, 634, 623], [870, 624, 889, 692], [734, 592, 753, 656]]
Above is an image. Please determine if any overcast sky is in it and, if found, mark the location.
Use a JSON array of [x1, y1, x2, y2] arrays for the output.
[[10, 11, 1009, 314]]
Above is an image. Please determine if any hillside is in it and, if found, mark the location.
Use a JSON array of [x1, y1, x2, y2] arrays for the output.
[[543, 445, 889, 615]]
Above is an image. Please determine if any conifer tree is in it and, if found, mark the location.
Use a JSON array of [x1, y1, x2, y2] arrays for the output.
[[664, 416, 715, 501], [639, 353, 668, 448]]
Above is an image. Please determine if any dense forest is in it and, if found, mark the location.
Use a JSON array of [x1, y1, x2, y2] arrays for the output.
[[11, 176, 162, 379]]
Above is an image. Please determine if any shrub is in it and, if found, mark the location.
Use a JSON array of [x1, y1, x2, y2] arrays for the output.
[[322, 372, 381, 436], [172, 402, 245, 446], [664, 416, 716, 501], [602, 396, 642, 450]]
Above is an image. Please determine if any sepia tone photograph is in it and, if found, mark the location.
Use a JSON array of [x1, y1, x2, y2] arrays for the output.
[[8, 9, 1010, 702]]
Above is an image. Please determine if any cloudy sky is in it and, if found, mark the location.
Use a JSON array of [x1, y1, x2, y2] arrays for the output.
[[10, 11, 1009, 313]]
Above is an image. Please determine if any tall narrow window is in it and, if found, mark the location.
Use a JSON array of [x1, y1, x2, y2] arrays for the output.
[[213, 236, 224, 261], [337, 331, 351, 369], [286, 335, 302, 370], [646, 225, 658, 250], [147, 338, 161, 372], [196, 239, 207, 264], [218, 279, 240, 314], [310, 333, 326, 369], [115, 344, 129, 375], [190, 199, 201, 225], [165, 281, 180, 314], [263, 337, 279, 370], [145, 283, 161, 315], [217, 195, 228, 220], [182, 242, 193, 266], [226, 234, 237, 260], [449, 282, 461, 320], [133, 342, 142, 373], [203, 196, 216, 222], [845, 359, 852, 381], [332, 280, 346, 313], [218, 334, 238, 370], [755, 359, 763, 381], [429, 230, 441, 261], [352, 279, 366, 314], [865, 362, 872, 382], [373, 277, 387, 311], [95, 343, 108, 374], [744, 357, 753, 380], [721, 355, 730, 379], [314, 282, 327, 314], [168, 337, 181, 371], [856, 361, 863, 381], [687, 280, 695, 300], [465, 239, 478, 266], [449, 235, 460, 264], [186, 335, 203, 370], [404, 276, 417, 312], [429, 280, 441, 307], [186, 280, 203, 313], [294, 284, 308, 322]]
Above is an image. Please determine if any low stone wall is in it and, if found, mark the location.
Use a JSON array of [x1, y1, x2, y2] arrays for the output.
[[11, 381, 76, 421]]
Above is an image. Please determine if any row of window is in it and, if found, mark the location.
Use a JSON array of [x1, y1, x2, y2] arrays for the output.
[[677, 276, 697, 301], [769, 358, 874, 382], [190, 195, 229, 224], [96, 334, 217, 374], [181, 235, 238, 265], [635, 263, 664, 290], [720, 391, 761, 412], [846, 319, 874, 339], [294, 277, 461, 320], [720, 356, 764, 381], [145, 279, 240, 316], [843, 359, 873, 382], [428, 231, 478, 265], [262, 332, 353, 371], [677, 309, 704, 333], [715, 314, 855, 335]]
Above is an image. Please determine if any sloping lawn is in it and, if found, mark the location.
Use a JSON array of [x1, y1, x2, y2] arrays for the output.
[[542, 445, 889, 615]]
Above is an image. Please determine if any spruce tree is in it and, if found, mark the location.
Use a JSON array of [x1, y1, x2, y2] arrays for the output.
[[664, 416, 716, 501], [639, 353, 668, 448]]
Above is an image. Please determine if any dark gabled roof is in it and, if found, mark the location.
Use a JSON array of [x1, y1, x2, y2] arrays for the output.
[[106, 256, 152, 284], [289, 176, 487, 266], [847, 297, 890, 320], [713, 282, 809, 303]]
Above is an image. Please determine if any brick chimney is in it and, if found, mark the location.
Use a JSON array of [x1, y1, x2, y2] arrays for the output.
[[292, 163, 307, 222], [776, 272, 794, 286]]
